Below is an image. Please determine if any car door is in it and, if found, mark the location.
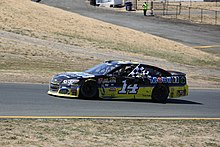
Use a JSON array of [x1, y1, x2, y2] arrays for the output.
[[113, 64, 142, 99], [124, 64, 153, 98], [99, 64, 135, 99]]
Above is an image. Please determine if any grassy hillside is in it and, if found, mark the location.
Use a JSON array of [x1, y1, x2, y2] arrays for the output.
[[0, 0, 219, 68]]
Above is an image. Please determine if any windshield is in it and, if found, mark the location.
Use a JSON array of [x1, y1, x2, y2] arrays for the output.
[[85, 63, 119, 75]]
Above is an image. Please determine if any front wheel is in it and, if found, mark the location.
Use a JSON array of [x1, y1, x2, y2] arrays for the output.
[[80, 81, 98, 99], [152, 84, 169, 103]]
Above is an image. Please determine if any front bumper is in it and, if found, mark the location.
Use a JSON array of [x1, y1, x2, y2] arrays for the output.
[[48, 84, 80, 98], [48, 90, 78, 98]]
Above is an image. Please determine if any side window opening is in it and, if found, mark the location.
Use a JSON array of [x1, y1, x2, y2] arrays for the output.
[[112, 65, 136, 77], [145, 67, 162, 77]]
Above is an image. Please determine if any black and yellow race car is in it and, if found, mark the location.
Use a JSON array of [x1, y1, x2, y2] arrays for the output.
[[48, 60, 188, 103]]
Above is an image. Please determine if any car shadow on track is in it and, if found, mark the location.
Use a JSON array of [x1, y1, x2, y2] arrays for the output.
[[166, 99, 203, 105], [51, 95, 202, 105], [102, 99, 203, 105]]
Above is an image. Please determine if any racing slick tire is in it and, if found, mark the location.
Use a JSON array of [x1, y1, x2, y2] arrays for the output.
[[80, 81, 99, 99], [152, 84, 169, 103]]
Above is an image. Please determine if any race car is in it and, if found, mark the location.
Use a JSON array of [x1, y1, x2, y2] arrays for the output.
[[48, 60, 188, 103]]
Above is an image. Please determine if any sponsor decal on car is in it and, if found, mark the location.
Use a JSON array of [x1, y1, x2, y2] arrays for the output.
[[118, 80, 139, 94]]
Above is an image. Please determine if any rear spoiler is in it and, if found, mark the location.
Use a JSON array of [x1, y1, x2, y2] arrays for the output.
[[168, 71, 186, 76]]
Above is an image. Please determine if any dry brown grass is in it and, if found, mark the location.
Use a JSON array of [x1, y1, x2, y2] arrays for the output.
[[0, 34, 101, 83], [1, 0, 219, 66], [0, 119, 220, 147]]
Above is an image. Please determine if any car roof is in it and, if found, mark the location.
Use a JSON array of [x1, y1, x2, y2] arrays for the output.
[[105, 60, 139, 65], [104, 60, 170, 75]]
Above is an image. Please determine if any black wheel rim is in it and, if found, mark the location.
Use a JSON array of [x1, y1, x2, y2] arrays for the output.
[[152, 85, 168, 102], [81, 82, 97, 98]]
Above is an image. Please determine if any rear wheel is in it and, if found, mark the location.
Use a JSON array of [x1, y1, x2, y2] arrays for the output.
[[152, 84, 169, 103], [80, 81, 98, 99]]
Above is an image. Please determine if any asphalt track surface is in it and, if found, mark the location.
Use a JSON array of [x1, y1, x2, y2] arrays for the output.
[[40, 0, 220, 47], [0, 83, 220, 117]]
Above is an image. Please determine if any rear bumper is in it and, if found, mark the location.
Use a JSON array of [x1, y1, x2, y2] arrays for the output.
[[169, 85, 188, 98]]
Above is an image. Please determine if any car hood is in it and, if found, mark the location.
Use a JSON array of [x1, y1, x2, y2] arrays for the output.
[[51, 72, 95, 83], [55, 72, 95, 79]]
